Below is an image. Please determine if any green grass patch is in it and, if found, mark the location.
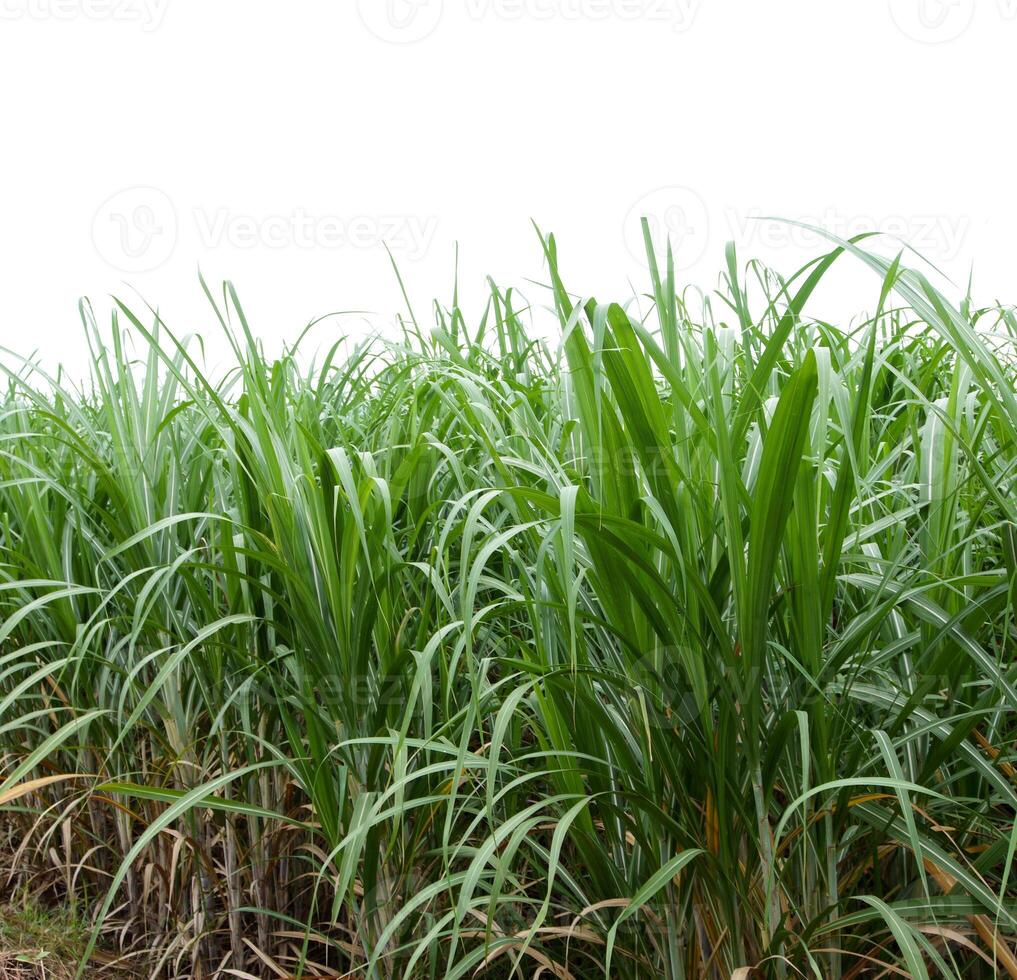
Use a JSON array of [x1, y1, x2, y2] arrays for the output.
[[0, 225, 1015, 978]]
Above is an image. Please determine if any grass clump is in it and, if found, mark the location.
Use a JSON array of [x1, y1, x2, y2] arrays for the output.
[[0, 901, 82, 979], [0, 224, 1016, 978], [0, 895, 131, 979]]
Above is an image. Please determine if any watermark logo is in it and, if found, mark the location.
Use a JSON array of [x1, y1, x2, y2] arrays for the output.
[[92, 190, 439, 272], [92, 186, 178, 273], [623, 185, 710, 270], [0, 0, 170, 30], [625, 191, 969, 272], [463, 0, 700, 30], [356, 0, 444, 42], [727, 208, 970, 263], [888, 0, 974, 43], [357, 0, 699, 40], [192, 209, 438, 261], [626, 647, 699, 730]]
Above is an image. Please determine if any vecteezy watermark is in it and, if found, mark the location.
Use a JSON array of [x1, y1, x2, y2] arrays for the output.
[[888, 0, 1017, 43], [0, 0, 170, 30], [92, 190, 439, 272], [357, 0, 700, 42], [624, 188, 970, 271], [623, 186, 711, 270], [463, 0, 701, 30], [727, 208, 970, 263], [356, 0, 444, 42], [91, 187, 178, 273], [192, 209, 439, 261]]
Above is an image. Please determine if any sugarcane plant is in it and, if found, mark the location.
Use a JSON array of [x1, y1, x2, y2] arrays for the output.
[[0, 223, 1016, 978]]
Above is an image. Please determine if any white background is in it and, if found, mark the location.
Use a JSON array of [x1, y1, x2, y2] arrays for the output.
[[1, 0, 1013, 375]]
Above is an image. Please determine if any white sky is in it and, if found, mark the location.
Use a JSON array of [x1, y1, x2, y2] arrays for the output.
[[1, 0, 1014, 376]]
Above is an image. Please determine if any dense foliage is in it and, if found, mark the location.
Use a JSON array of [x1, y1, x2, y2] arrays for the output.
[[1, 228, 1016, 978]]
